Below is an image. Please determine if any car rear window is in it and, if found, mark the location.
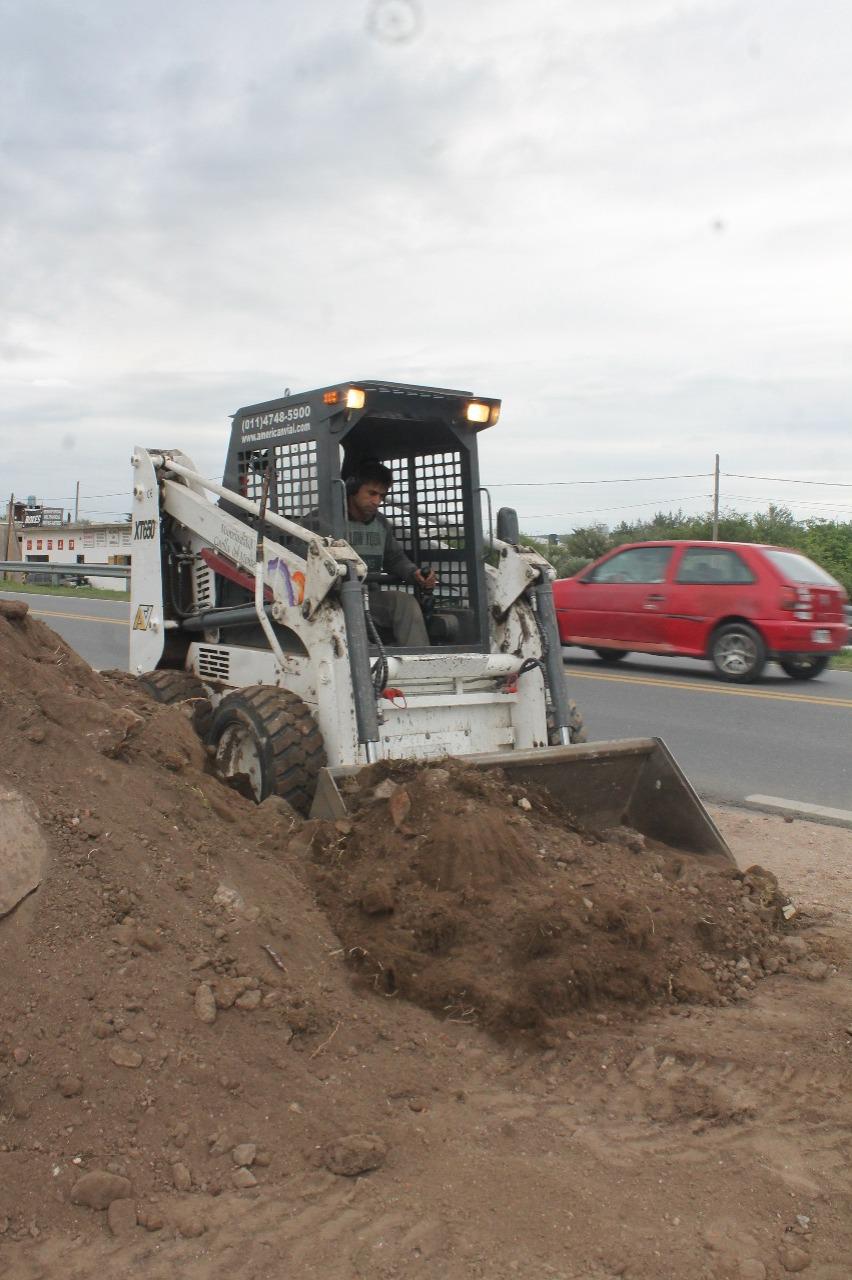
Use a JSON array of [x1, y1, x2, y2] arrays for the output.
[[762, 549, 841, 587], [675, 548, 755, 585]]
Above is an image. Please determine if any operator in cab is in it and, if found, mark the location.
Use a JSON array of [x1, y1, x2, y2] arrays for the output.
[[344, 460, 437, 647]]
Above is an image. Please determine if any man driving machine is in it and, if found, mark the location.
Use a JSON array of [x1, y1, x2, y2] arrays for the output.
[[344, 460, 437, 647]]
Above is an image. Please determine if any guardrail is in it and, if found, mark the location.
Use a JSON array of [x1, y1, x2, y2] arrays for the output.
[[0, 561, 129, 580]]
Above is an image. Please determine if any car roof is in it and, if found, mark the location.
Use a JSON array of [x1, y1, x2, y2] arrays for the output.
[[606, 540, 796, 553]]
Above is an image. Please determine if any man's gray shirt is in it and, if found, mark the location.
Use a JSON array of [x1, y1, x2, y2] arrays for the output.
[[345, 512, 417, 580]]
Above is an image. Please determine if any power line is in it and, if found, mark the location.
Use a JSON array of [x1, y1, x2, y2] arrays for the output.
[[516, 493, 713, 518], [721, 494, 852, 512], [485, 472, 712, 488], [723, 473, 852, 487]]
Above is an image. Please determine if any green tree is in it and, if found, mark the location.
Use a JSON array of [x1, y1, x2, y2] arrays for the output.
[[520, 507, 852, 596]]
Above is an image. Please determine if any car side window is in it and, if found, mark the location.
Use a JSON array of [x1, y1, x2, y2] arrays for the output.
[[675, 549, 755, 585], [587, 547, 673, 584]]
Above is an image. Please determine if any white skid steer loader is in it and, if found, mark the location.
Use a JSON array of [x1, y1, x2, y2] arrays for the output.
[[129, 379, 731, 860]]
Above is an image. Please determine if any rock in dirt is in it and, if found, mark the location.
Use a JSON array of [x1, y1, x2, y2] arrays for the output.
[[214, 976, 253, 1009], [779, 1244, 811, 1272], [70, 1171, 132, 1210], [739, 1260, 767, 1279], [194, 983, 217, 1024], [388, 786, 412, 829], [0, 789, 48, 917], [360, 882, 395, 915], [235, 988, 262, 1011], [108, 1043, 143, 1069], [231, 1143, 256, 1167], [173, 1207, 206, 1237], [56, 1074, 83, 1098], [106, 1198, 137, 1236], [231, 1167, 258, 1189], [171, 1162, 192, 1191], [323, 1133, 387, 1177], [213, 884, 245, 912], [372, 779, 398, 800]]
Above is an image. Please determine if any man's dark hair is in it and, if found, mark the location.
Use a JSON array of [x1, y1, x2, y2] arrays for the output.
[[346, 458, 393, 494]]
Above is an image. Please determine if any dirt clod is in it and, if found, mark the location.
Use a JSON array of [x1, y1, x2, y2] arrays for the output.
[[106, 1199, 137, 1236], [323, 1133, 387, 1177], [70, 1172, 132, 1211]]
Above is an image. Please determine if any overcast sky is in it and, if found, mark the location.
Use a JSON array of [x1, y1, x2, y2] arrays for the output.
[[2, 0, 851, 532]]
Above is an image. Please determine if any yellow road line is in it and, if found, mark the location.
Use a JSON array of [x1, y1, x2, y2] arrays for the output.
[[29, 608, 129, 628], [566, 666, 852, 709]]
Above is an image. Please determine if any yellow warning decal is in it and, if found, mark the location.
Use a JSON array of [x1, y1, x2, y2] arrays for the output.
[[133, 605, 154, 631]]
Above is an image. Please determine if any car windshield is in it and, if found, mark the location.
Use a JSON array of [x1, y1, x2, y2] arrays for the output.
[[763, 549, 840, 588]]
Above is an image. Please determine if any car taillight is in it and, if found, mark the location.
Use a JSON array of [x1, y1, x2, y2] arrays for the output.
[[780, 585, 812, 620]]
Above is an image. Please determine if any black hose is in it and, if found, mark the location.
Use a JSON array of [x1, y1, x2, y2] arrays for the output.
[[516, 593, 548, 681], [362, 589, 389, 695]]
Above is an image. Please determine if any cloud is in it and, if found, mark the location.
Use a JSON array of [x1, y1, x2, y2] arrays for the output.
[[1, 0, 850, 528]]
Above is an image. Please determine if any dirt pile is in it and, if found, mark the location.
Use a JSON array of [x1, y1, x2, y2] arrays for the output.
[[307, 761, 799, 1038], [0, 599, 844, 1279]]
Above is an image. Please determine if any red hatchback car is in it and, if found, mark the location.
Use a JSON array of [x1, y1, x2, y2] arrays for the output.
[[553, 541, 848, 682]]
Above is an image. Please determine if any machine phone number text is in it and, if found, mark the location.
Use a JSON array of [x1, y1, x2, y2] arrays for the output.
[[241, 405, 311, 433]]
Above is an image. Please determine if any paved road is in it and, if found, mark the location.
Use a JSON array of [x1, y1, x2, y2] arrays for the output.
[[2, 591, 130, 672], [3, 590, 850, 816], [564, 649, 851, 816]]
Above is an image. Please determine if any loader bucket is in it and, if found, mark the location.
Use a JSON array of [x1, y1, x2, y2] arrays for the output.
[[311, 738, 734, 864]]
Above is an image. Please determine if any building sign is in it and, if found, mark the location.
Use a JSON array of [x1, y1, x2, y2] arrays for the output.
[[22, 505, 63, 526]]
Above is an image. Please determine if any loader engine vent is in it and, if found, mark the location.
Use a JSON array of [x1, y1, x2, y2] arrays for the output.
[[238, 441, 319, 522], [197, 646, 231, 680], [194, 560, 214, 612], [385, 451, 470, 609]]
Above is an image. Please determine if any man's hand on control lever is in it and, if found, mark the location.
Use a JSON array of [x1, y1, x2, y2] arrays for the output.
[[413, 567, 437, 590]]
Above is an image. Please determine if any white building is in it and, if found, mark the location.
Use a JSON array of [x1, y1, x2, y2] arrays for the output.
[[5, 520, 131, 591]]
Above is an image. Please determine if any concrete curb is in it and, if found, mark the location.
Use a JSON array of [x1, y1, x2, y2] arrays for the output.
[[743, 794, 852, 831]]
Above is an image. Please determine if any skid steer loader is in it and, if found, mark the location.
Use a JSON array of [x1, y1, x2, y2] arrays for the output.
[[129, 379, 731, 861]]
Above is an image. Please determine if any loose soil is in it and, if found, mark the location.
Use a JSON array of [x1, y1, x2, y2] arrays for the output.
[[1, 601, 850, 1280]]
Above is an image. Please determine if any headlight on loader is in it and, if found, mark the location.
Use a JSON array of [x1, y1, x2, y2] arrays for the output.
[[465, 401, 490, 424]]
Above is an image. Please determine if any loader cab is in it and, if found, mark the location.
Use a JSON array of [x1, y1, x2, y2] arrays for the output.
[[221, 381, 500, 652]]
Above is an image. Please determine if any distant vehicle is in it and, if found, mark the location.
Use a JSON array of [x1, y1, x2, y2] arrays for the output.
[[553, 540, 848, 682]]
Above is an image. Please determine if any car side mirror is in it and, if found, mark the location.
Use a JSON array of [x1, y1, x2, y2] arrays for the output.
[[496, 507, 519, 543]]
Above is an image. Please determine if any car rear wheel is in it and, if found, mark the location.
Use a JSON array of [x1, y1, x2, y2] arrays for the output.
[[709, 623, 767, 683], [778, 655, 830, 680], [208, 686, 325, 813], [594, 648, 629, 664]]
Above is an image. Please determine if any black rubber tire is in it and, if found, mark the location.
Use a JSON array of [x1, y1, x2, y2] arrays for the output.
[[709, 623, 767, 683], [594, 648, 629, 664], [778, 655, 830, 681], [547, 698, 587, 745], [138, 669, 212, 736], [207, 686, 325, 814]]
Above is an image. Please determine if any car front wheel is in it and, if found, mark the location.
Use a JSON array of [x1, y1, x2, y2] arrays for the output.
[[709, 623, 767, 683], [778, 655, 830, 680], [594, 648, 629, 664]]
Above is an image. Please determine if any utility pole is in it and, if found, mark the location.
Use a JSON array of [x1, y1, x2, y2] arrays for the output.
[[4, 494, 13, 569], [712, 454, 720, 541], [74, 480, 80, 523]]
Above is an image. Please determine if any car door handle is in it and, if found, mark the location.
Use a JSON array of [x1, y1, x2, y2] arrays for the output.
[[645, 593, 666, 608]]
